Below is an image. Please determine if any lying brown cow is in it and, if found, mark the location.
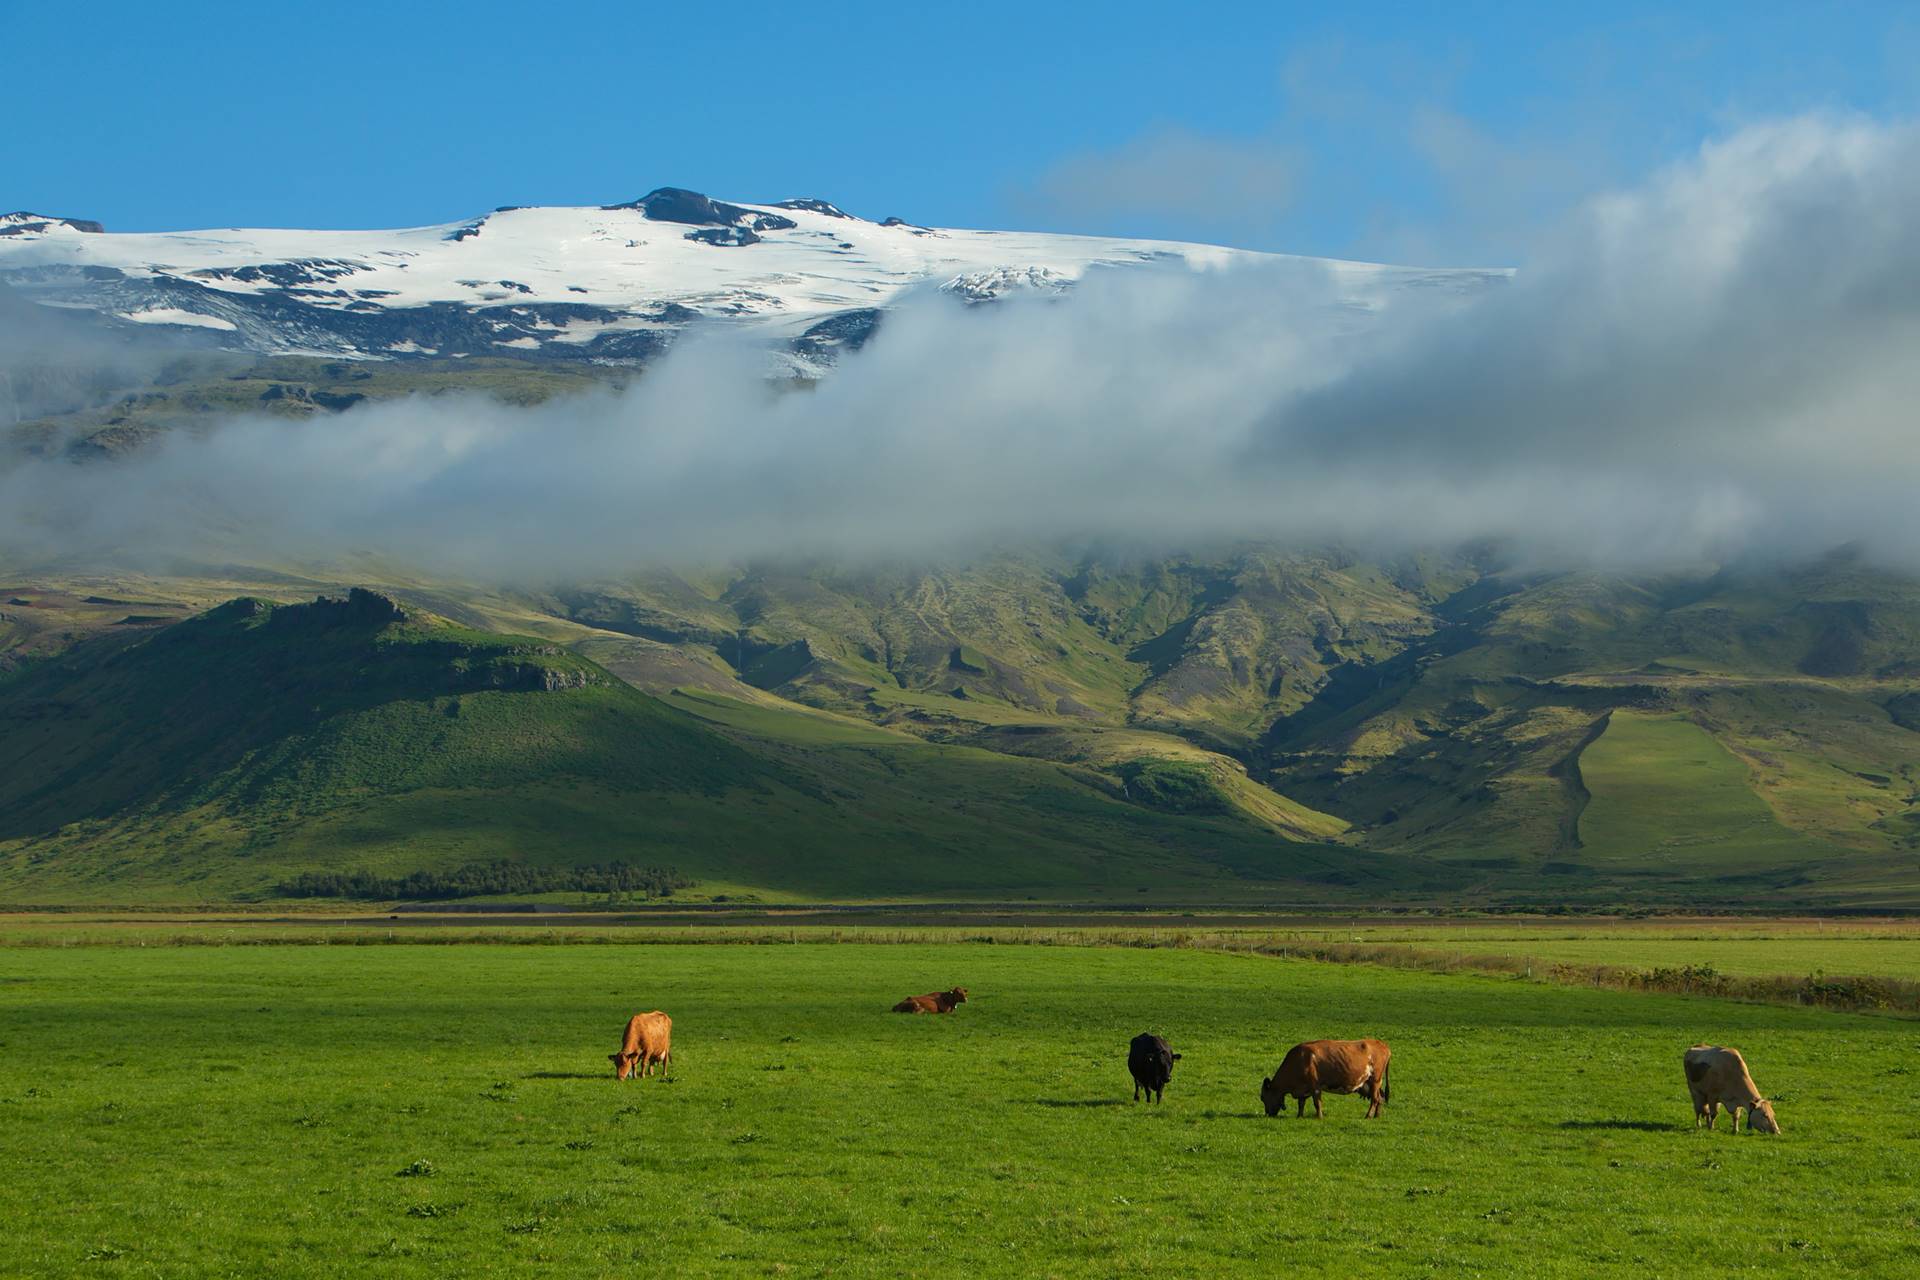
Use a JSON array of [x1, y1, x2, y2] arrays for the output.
[[1260, 1038, 1391, 1118], [1684, 1044, 1779, 1133], [892, 987, 968, 1014], [609, 1010, 672, 1081]]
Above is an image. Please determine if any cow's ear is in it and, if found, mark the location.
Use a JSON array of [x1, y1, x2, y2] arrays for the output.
[[1171, 1053, 1183, 1061]]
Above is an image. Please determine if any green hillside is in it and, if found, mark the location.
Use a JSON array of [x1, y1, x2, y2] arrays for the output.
[[1575, 711, 1829, 870], [0, 589, 1397, 904]]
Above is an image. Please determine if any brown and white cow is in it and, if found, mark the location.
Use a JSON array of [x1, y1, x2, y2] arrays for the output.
[[1260, 1039, 1391, 1118], [1684, 1044, 1779, 1133], [892, 987, 968, 1014], [609, 1011, 672, 1081]]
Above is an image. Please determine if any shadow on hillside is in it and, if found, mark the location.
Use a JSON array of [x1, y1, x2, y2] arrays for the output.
[[1558, 1119, 1675, 1132]]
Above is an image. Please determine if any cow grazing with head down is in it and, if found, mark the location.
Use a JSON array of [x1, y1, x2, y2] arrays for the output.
[[1684, 1045, 1779, 1133], [609, 1011, 672, 1081], [892, 987, 968, 1014], [1128, 1033, 1181, 1103], [1260, 1039, 1391, 1118]]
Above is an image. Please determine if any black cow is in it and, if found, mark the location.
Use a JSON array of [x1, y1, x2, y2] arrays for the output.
[[1128, 1033, 1181, 1103]]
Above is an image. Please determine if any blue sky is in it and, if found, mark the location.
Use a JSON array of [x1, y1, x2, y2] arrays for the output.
[[6, 1, 1915, 261]]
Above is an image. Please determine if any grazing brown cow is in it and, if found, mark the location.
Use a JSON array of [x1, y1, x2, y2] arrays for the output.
[[1260, 1039, 1391, 1118], [609, 1011, 672, 1081], [1684, 1044, 1779, 1133], [892, 987, 968, 1014]]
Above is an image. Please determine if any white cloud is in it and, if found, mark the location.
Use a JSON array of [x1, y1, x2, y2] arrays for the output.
[[5, 116, 1920, 579]]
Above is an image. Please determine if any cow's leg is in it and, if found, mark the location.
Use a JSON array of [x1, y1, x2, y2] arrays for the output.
[[1313, 1092, 1324, 1119], [1296, 1096, 1305, 1117], [1706, 1101, 1719, 1130]]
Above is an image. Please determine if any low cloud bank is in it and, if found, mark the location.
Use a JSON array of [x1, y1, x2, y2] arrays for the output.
[[4, 115, 1920, 580]]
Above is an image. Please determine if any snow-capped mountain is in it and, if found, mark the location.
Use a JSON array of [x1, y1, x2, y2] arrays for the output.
[[0, 193, 1504, 365]]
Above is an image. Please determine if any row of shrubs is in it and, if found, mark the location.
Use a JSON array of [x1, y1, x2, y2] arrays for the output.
[[1079, 934, 1920, 1016], [1199, 940, 1920, 1014], [1619, 962, 1911, 1011], [274, 860, 694, 902]]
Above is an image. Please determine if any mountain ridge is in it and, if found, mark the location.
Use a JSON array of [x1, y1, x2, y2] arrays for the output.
[[0, 187, 1507, 365]]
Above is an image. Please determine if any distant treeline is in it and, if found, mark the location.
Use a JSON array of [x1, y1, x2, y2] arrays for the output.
[[274, 861, 694, 902]]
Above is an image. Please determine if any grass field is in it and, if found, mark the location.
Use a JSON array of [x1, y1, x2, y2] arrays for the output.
[[5, 938, 1918, 1276], [1576, 711, 1827, 868]]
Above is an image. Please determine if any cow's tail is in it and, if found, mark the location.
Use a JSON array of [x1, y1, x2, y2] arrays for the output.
[[1381, 1059, 1391, 1106]]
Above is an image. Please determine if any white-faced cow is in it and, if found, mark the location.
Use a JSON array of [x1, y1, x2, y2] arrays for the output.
[[1260, 1038, 1391, 1118], [1128, 1033, 1181, 1103], [1684, 1044, 1779, 1133]]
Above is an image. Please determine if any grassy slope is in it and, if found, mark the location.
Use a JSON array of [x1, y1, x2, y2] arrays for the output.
[[3, 941, 1915, 1277], [1263, 560, 1920, 889], [1575, 711, 1827, 870], [561, 552, 1920, 890], [0, 595, 1385, 904]]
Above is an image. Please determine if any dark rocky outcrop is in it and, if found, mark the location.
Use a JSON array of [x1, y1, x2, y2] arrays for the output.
[[264, 588, 412, 631], [191, 259, 364, 288], [770, 198, 854, 219], [0, 212, 105, 235], [685, 227, 761, 248], [608, 187, 797, 233], [791, 309, 881, 360]]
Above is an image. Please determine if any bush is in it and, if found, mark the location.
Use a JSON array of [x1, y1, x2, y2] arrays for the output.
[[274, 860, 692, 902], [1116, 759, 1227, 815], [1634, 964, 1730, 996]]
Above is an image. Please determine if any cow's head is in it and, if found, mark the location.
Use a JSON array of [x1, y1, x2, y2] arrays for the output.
[[610, 1051, 639, 1081], [949, 987, 969, 1004], [1748, 1099, 1780, 1134], [1259, 1075, 1286, 1117]]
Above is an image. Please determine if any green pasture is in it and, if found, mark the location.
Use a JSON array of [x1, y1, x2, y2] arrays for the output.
[[3, 941, 1916, 1276], [1576, 711, 1828, 868]]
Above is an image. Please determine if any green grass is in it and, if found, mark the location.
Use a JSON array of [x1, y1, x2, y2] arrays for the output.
[[3, 940, 1916, 1276], [1577, 711, 1828, 869]]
